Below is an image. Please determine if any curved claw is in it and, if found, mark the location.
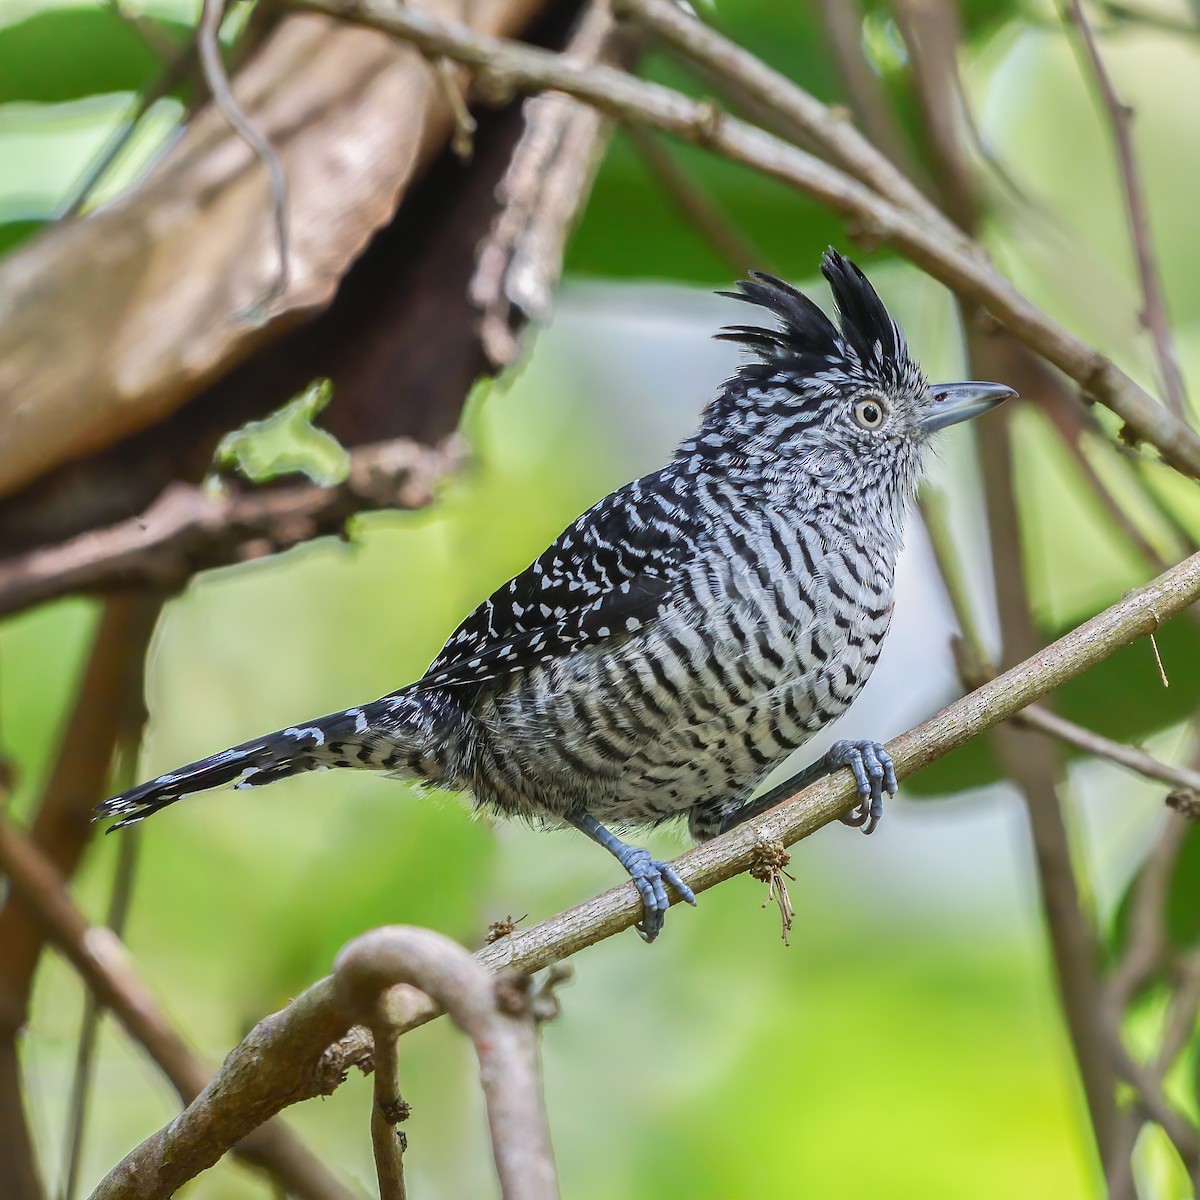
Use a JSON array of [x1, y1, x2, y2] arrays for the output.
[[568, 814, 696, 942], [615, 846, 697, 943], [829, 739, 896, 836]]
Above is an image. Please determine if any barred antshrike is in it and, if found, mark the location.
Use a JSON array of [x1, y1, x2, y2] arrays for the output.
[[99, 250, 1014, 941]]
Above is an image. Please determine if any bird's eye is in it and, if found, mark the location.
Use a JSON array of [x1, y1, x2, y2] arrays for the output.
[[853, 397, 886, 431]]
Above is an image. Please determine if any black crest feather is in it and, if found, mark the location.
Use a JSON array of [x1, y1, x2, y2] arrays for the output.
[[716, 249, 906, 376], [819, 248, 903, 367]]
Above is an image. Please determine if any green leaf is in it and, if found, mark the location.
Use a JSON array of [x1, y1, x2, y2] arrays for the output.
[[0, 218, 44, 256], [0, 8, 190, 105], [215, 379, 350, 486]]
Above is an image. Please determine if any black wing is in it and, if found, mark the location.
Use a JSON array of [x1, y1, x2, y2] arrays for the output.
[[414, 468, 701, 693]]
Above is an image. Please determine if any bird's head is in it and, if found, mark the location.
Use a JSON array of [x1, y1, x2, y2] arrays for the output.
[[682, 249, 1014, 510]]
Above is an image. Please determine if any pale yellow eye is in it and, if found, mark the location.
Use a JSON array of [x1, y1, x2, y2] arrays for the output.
[[854, 397, 886, 430]]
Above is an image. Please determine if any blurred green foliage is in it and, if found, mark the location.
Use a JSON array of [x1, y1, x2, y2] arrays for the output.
[[0, 7, 189, 105], [4, 1, 1200, 1198]]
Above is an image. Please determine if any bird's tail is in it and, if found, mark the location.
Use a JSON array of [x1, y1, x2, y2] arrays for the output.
[[95, 690, 469, 831]]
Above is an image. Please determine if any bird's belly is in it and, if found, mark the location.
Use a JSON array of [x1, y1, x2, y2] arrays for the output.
[[469, 592, 890, 826]]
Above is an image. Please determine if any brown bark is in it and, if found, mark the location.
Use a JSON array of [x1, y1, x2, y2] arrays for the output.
[[0, 0, 558, 537]]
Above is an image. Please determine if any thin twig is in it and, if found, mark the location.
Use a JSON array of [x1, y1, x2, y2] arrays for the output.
[[105, 0, 182, 60], [0, 817, 357, 1200], [892, 0, 978, 230], [1061, 433, 1174, 573], [1013, 706, 1200, 795], [1108, 813, 1188, 1010], [284, 0, 1200, 477], [434, 58, 477, 161], [1157, 949, 1200, 1071], [813, 0, 917, 176], [1096, 3, 1200, 41], [79, 550, 1200, 1199], [197, 0, 290, 309], [1111, 1038, 1200, 1164], [367, 1028, 408, 1200], [61, 42, 198, 219], [1132, 456, 1200, 554], [1062, 0, 1189, 419]]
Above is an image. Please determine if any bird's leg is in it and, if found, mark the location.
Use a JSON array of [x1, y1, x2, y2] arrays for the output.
[[717, 739, 897, 836], [567, 813, 697, 943]]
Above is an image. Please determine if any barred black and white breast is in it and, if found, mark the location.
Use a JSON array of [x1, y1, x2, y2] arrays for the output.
[[98, 250, 1014, 941]]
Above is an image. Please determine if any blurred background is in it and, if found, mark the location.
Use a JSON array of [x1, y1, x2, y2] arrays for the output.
[[2, 0, 1200, 1198]]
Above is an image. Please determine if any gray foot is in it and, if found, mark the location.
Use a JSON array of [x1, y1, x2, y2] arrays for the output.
[[612, 843, 697, 943], [827, 739, 897, 835], [568, 813, 697, 942]]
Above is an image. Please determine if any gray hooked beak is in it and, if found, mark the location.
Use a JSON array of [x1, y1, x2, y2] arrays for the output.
[[921, 381, 1017, 433]]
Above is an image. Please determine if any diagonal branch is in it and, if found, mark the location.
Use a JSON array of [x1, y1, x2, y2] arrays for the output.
[[285, 0, 1200, 478], [1012, 705, 1200, 796], [1061, 0, 1189, 419], [0, 817, 357, 1200], [0, 438, 462, 620], [83, 550, 1200, 1198]]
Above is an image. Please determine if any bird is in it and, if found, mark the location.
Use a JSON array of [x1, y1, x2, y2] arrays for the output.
[[97, 249, 1014, 942]]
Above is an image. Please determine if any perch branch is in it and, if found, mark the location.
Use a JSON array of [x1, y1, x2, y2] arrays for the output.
[[84, 550, 1200, 1198], [285, 0, 1200, 477]]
